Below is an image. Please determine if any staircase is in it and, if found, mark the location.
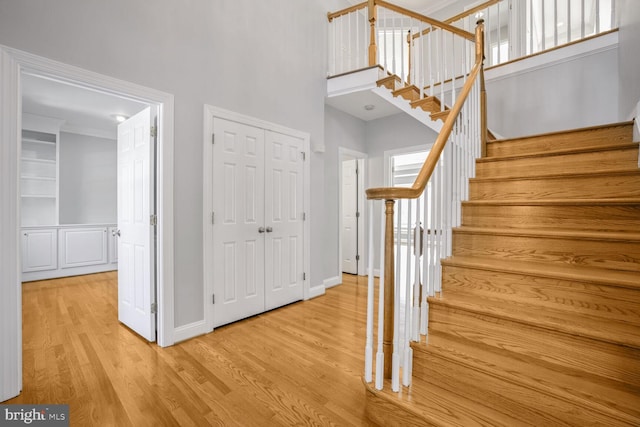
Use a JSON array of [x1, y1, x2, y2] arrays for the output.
[[364, 121, 640, 426], [376, 74, 451, 124]]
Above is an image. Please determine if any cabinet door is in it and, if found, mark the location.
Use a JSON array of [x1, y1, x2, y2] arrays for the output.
[[22, 229, 57, 272], [59, 227, 108, 269]]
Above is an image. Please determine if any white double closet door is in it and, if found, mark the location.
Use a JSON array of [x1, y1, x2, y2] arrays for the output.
[[212, 118, 304, 328]]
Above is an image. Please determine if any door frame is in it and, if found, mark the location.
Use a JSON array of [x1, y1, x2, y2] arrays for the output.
[[338, 147, 367, 278], [202, 105, 311, 333], [0, 45, 175, 401]]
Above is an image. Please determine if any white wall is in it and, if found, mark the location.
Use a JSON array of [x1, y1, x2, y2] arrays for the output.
[[618, 0, 640, 118], [485, 44, 619, 138], [59, 132, 116, 225], [0, 0, 348, 328], [323, 105, 367, 278]]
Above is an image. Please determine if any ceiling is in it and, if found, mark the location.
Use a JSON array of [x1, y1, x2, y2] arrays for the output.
[[21, 73, 148, 138]]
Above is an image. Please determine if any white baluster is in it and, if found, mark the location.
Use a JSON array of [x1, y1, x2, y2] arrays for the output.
[[403, 199, 413, 386], [421, 184, 429, 333], [375, 201, 385, 391], [365, 200, 375, 383], [392, 199, 401, 392]]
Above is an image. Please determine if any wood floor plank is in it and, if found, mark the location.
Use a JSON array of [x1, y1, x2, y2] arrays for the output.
[[8, 272, 374, 426]]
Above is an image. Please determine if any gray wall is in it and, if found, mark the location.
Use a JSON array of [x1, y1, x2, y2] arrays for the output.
[[486, 45, 620, 138], [618, 0, 640, 118], [59, 132, 117, 225], [0, 0, 347, 327], [323, 105, 367, 279]]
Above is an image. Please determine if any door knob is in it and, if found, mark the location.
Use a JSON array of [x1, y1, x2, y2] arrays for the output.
[[266, 226, 273, 233], [112, 229, 121, 237], [258, 226, 265, 233]]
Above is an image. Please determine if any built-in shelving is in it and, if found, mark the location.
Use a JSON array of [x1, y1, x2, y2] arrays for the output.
[[21, 123, 60, 226]]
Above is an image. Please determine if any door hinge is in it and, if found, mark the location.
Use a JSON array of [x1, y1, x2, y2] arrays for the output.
[[356, 211, 360, 218], [150, 302, 157, 314], [211, 211, 215, 224], [212, 294, 215, 304], [303, 272, 306, 281], [302, 212, 306, 221], [150, 126, 157, 138], [150, 214, 157, 226], [301, 151, 306, 161], [356, 255, 360, 261], [212, 133, 215, 144]]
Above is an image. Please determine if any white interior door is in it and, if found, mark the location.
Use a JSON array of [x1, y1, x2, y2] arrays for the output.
[[264, 131, 304, 310], [342, 159, 358, 274], [212, 118, 266, 327], [117, 107, 156, 342]]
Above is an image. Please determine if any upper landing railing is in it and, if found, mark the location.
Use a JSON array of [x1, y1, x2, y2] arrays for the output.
[[328, 0, 618, 79]]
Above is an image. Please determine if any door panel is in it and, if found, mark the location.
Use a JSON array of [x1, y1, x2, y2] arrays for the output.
[[264, 131, 304, 310], [117, 107, 156, 342], [342, 159, 358, 274], [212, 118, 265, 327]]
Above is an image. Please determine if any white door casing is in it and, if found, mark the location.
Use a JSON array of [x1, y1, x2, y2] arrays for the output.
[[212, 118, 266, 328], [341, 159, 358, 274], [264, 131, 304, 310], [117, 107, 156, 342]]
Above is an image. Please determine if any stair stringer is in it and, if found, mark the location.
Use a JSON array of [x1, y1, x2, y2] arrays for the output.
[[371, 85, 443, 134]]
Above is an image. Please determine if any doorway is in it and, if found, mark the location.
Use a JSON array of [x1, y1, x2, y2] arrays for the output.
[[339, 148, 367, 277], [0, 46, 175, 401]]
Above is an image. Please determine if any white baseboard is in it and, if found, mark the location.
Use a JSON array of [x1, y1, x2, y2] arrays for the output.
[[173, 319, 210, 344], [307, 284, 326, 299], [323, 276, 342, 289]]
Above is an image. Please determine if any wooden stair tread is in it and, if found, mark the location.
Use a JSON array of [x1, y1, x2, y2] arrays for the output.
[[455, 225, 640, 242], [442, 263, 640, 326], [470, 168, 640, 183], [462, 198, 640, 206], [491, 121, 634, 145], [430, 289, 640, 348], [412, 339, 640, 425], [442, 255, 640, 289], [363, 377, 527, 427], [427, 302, 640, 387], [480, 142, 639, 162]]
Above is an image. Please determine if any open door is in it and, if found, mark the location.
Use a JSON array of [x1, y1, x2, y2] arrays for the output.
[[116, 107, 156, 342], [342, 159, 358, 274]]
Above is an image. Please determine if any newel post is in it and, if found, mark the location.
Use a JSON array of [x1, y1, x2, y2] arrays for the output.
[[368, 0, 377, 67], [383, 199, 395, 378], [476, 19, 488, 157]]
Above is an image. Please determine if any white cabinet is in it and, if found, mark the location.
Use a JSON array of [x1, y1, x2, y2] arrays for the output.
[[59, 227, 108, 269], [21, 224, 117, 281], [21, 229, 57, 273]]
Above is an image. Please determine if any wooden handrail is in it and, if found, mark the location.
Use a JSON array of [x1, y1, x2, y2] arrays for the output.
[[327, 2, 367, 22], [410, 0, 499, 41], [376, 0, 475, 41], [444, 0, 500, 25], [366, 21, 485, 201]]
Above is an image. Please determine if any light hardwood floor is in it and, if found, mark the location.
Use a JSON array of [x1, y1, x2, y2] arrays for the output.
[[8, 272, 374, 426]]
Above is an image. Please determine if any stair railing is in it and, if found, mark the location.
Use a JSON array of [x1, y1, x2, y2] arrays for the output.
[[445, 0, 618, 68], [328, 0, 475, 104], [364, 20, 486, 392]]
